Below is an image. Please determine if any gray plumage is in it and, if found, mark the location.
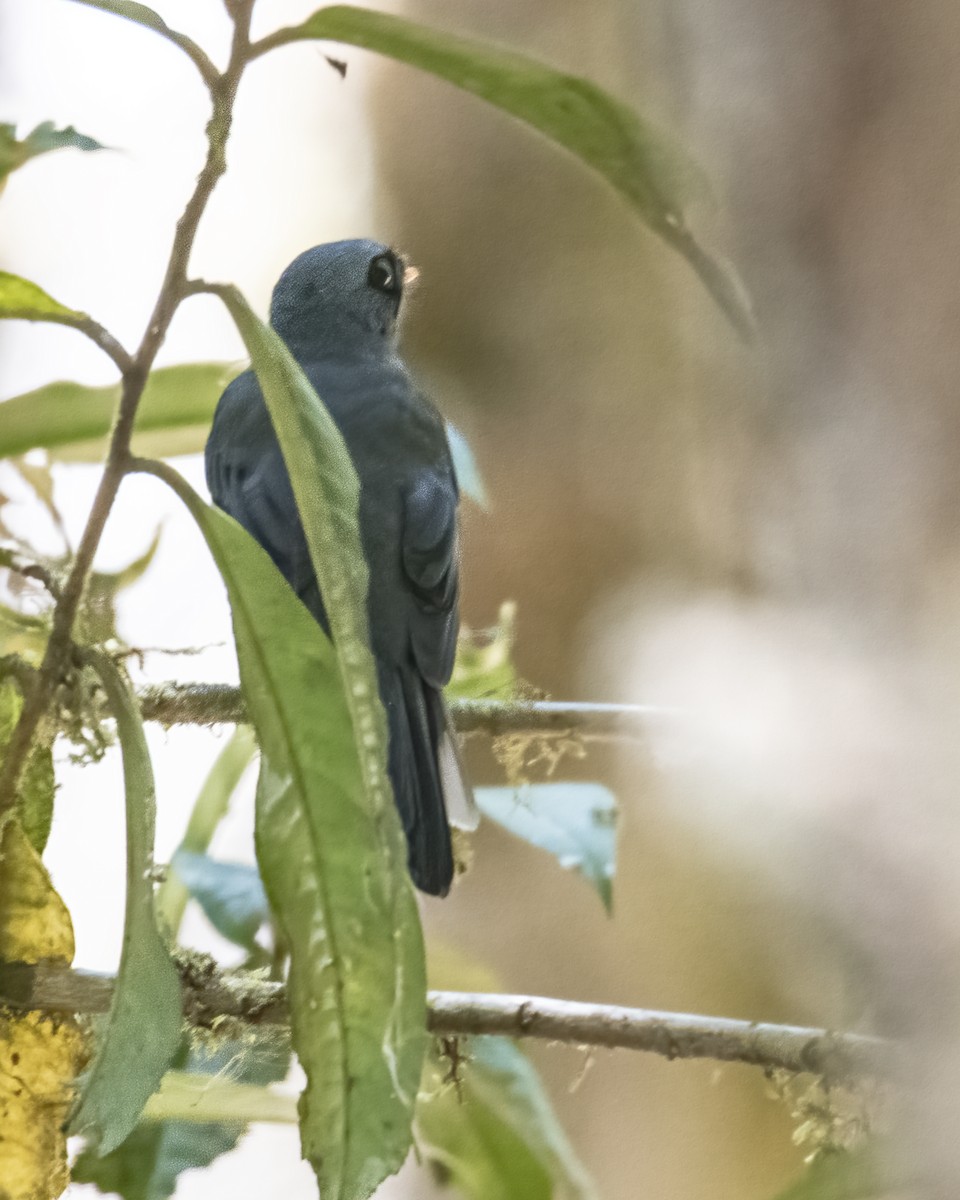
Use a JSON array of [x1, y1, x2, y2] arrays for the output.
[[205, 239, 474, 896]]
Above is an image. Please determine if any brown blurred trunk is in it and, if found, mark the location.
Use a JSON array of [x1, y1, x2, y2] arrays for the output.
[[372, 2, 960, 1195]]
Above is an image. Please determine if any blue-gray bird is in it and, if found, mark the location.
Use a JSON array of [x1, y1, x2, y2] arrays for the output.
[[205, 239, 476, 896]]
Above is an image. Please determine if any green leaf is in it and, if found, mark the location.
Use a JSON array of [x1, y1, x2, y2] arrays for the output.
[[147, 460, 426, 1200], [417, 1036, 596, 1200], [73, 1035, 292, 1200], [259, 5, 753, 337], [0, 601, 50, 664], [0, 676, 55, 854], [477, 783, 617, 912], [156, 724, 258, 937], [0, 121, 105, 187], [207, 286, 427, 1192], [446, 423, 487, 509], [0, 362, 241, 462], [0, 271, 86, 324], [69, 651, 182, 1155], [771, 1148, 884, 1200], [170, 850, 268, 951]]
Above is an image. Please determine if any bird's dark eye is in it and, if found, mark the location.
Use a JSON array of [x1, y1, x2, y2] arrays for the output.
[[367, 254, 398, 294]]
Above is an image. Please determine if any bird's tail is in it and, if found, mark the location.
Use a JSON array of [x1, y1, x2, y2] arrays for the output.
[[381, 666, 474, 896]]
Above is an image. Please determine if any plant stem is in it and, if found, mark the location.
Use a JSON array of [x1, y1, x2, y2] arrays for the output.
[[136, 682, 670, 741], [0, 3, 255, 820], [0, 960, 892, 1082]]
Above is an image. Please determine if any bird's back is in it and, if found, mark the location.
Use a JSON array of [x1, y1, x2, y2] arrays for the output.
[[205, 349, 466, 894]]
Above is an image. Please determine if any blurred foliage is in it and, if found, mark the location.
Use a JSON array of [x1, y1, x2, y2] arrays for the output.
[[170, 849, 268, 953], [448, 601, 518, 700], [0, 0, 780, 1196], [418, 1035, 597, 1200], [73, 1034, 292, 1200], [477, 783, 617, 912], [0, 120, 104, 191], [0, 364, 241, 461]]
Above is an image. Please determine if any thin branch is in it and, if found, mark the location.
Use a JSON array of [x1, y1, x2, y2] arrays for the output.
[[427, 993, 890, 1082], [0, 960, 890, 1082], [0, 553, 61, 600], [136, 681, 668, 741], [44, 312, 134, 374], [0, 6, 253, 819], [67, 0, 220, 92]]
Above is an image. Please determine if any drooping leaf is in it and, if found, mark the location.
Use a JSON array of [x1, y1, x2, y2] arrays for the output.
[[477, 783, 617, 912], [0, 271, 86, 324], [73, 1034, 292, 1200], [417, 1036, 596, 1200], [256, 5, 754, 337], [448, 601, 518, 701], [170, 850, 268, 951], [446, 423, 488, 509], [156, 724, 258, 937], [0, 121, 105, 188], [0, 362, 241, 462], [146, 459, 426, 1200], [69, 651, 182, 1155]]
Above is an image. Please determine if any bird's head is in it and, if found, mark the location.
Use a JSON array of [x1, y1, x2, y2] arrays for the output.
[[269, 239, 416, 360]]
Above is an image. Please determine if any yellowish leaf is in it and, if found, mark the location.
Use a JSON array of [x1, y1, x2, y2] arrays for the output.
[[0, 821, 82, 1199]]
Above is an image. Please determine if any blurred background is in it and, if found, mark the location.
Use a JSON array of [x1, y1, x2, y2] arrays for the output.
[[3, 0, 960, 1196]]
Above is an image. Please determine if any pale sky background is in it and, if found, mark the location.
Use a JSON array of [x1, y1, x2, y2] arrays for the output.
[[0, 1, 420, 1193]]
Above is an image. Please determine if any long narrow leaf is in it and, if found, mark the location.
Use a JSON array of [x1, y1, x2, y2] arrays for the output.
[[69, 651, 182, 1155], [146, 460, 426, 1200], [0, 362, 240, 462], [256, 5, 753, 336]]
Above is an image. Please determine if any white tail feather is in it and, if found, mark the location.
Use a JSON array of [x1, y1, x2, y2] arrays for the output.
[[439, 728, 479, 830]]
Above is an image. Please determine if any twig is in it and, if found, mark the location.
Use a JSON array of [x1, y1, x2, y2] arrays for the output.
[[67, 0, 220, 92], [0, 3, 255, 820], [136, 681, 669, 741], [0, 961, 890, 1082], [426, 993, 889, 1082], [42, 312, 134, 375], [0, 553, 61, 600]]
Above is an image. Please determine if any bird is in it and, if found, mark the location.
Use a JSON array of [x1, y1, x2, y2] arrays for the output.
[[204, 239, 476, 896]]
